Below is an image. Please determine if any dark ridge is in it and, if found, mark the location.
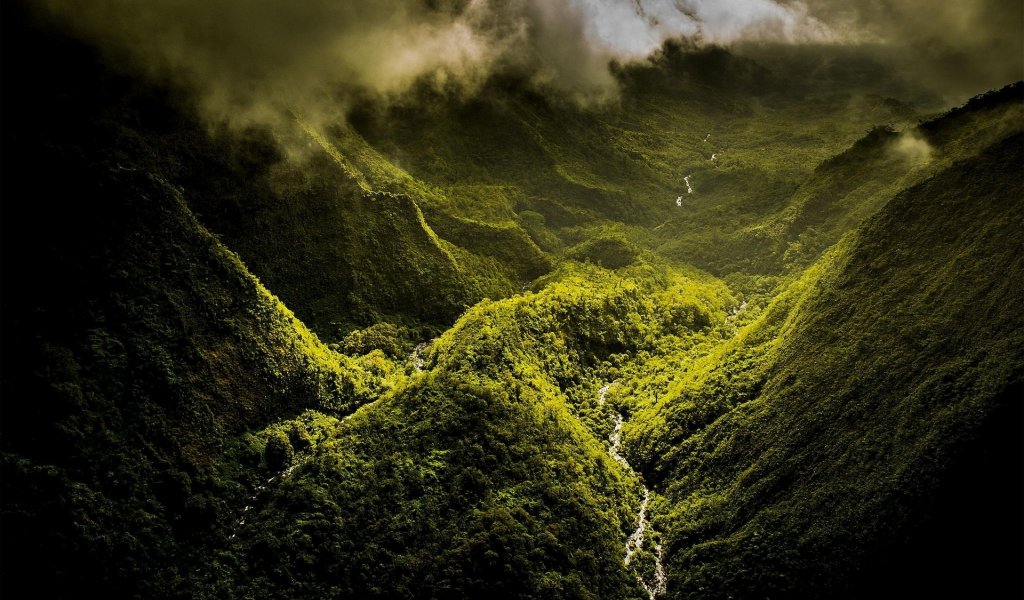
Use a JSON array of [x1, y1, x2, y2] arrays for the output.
[[921, 81, 1024, 131]]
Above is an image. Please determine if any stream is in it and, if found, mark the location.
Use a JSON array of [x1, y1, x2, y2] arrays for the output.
[[232, 339, 438, 540], [724, 300, 749, 337], [409, 338, 436, 373], [229, 464, 298, 539], [599, 384, 668, 599]]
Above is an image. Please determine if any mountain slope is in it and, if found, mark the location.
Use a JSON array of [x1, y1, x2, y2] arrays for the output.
[[0, 128, 393, 597], [625, 132, 1024, 598], [347, 46, 925, 253], [198, 263, 733, 599], [4, 6, 1023, 599], [0, 8, 551, 344], [655, 81, 1024, 278]]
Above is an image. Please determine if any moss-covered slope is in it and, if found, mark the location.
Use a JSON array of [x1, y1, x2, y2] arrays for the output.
[[348, 45, 928, 250], [0, 9, 552, 344]]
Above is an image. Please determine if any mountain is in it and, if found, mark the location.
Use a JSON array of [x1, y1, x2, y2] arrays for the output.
[[0, 132, 393, 596], [628, 131, 1024, 598], [2, 5, 1022, 599]]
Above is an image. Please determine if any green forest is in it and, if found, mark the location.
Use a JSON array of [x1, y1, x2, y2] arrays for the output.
[[2, 1, 1022, 598]]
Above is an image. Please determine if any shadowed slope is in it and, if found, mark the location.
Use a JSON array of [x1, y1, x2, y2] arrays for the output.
[[0, 108, 391, 596]]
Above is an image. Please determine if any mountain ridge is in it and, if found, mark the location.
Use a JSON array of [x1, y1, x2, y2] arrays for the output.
[[2, 7, 1022, 598]]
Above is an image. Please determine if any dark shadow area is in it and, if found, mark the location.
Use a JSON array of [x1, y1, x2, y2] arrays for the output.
[[849, 381, 1024, 598]]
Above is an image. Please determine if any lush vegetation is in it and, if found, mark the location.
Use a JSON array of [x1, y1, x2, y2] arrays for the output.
[[626, 133, 1024, 598], [0, 150, 393, 596], [199, 262, 735, 599], [3, 7, 1022, 599]]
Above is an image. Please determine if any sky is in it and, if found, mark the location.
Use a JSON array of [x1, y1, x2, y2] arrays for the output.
[[29, 0, 1024, 121]]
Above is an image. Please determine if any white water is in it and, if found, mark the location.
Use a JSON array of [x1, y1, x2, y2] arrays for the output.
[[608, 413, 632, 471], [408, 338, 437, 373], [725, 301, 749, 337], [231, 340, 438, 539], [230, 464, 299, 538], [684, 175, 693, 194], [703, 133, 711, 142], [602, 384, 667, 599], [710, 153, 718, 161]]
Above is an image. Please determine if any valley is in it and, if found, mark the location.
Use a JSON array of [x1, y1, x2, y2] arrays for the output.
[[2, 3, 1022, 598]]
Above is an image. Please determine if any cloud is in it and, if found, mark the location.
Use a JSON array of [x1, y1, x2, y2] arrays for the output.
[[800, 0, 1024, 99], [25, 0, 1021, 123], [28, 0, 835, 119], [890, 130, 933, 165], [32, 0, 506, 124]]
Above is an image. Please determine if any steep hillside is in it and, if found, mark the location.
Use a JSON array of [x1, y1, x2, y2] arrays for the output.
[[197, 263, 733, 599], [166, 46, 933, 338], [347, 44, 925, 253], [3, 13, 938, 346], [183, 117, 554, 339], [4, 5, 1022, 599], [0, 113, 396, 596], [0, 10, 551, 343], [623, 133, 1024, 598]]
